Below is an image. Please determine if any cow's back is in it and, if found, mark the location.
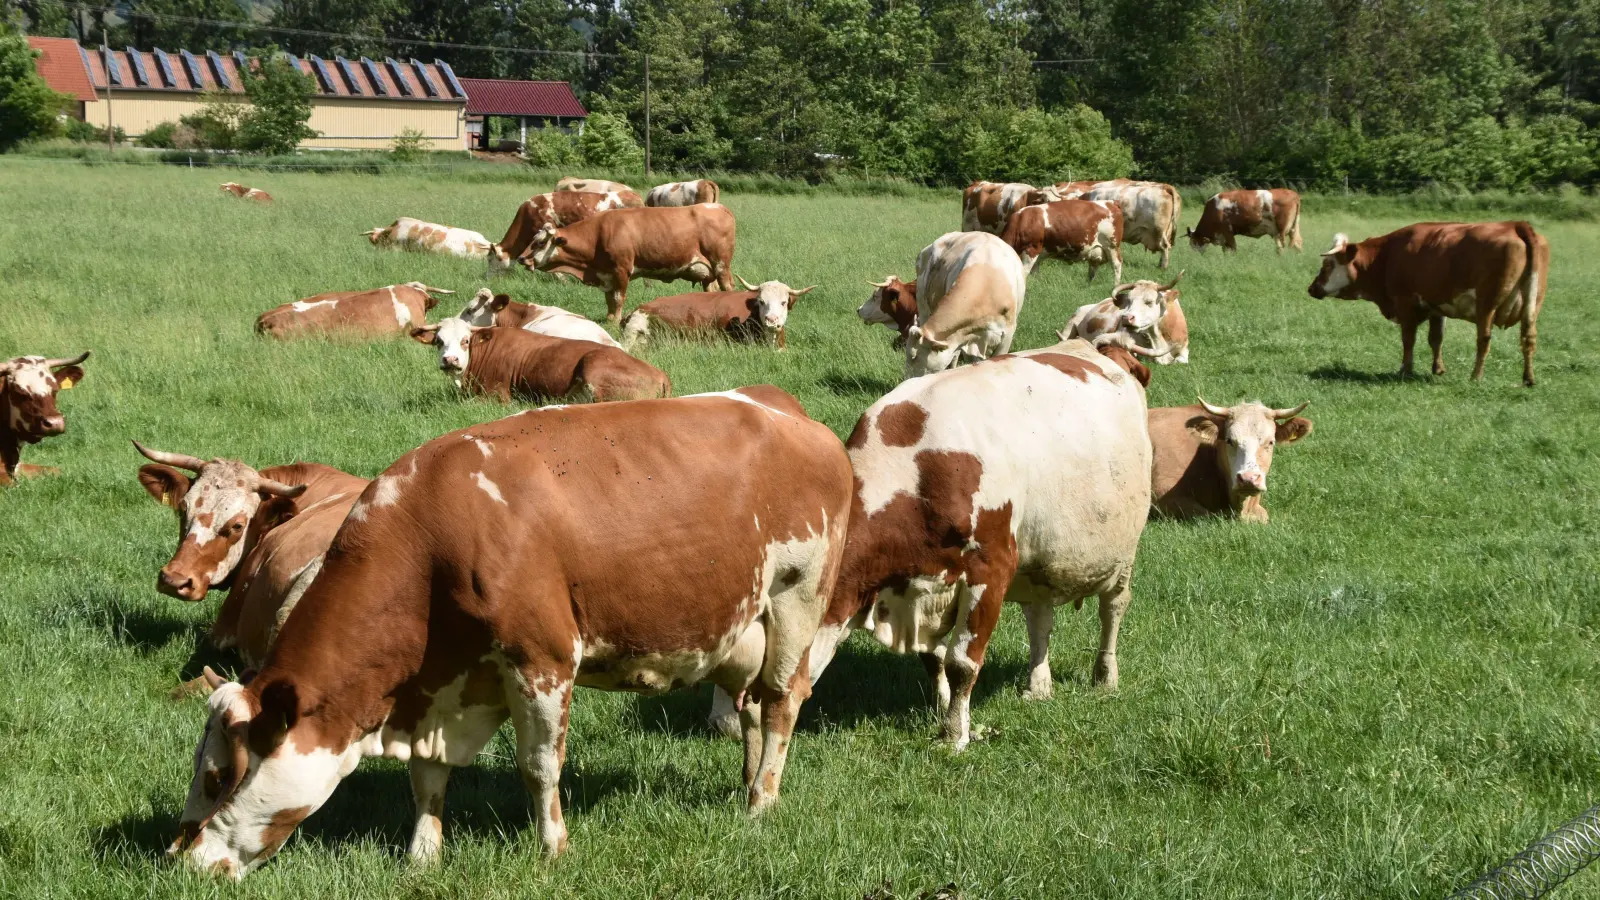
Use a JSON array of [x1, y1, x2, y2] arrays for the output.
[[598, 204, 736, 261]]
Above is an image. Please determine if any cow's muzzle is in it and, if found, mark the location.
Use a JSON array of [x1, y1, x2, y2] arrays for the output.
[[1235, 472, 1266, 495], [36, 415, 65, 436], [1307, 284, 1325, 299], [158, 566, 208, 601]]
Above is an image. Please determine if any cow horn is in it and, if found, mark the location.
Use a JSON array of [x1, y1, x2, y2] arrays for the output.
[[255, 476, 308, 499], [361, 229, 380, 236], [1111, 282, 1137, 298], [132, 440, 207, 473], [44, 351, 90, 368], [790, 285, 817, 297], [1269, 401, 1310, 420], [1160, 270, 1185, 292], [422, 285, 455, 295], [1196, 396, 1230, 416], [202, 666, 227, 690], [737, 275, 759, 291], [1122, 342, 1164, 358]]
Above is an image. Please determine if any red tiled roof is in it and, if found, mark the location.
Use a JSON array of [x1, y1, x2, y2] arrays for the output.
[[28, 37, 96, 100], [459, 78, 586, 118]]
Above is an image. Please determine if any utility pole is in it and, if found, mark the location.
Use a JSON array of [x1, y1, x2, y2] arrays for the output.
[[103, 23, 114, 151], [643, 52, 651, 176]]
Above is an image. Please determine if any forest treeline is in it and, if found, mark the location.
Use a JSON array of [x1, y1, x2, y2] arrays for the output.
[[16, 0, 1600, 189]]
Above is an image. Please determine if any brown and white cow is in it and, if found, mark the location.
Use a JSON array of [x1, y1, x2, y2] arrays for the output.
[[621, 277, 815, 350], [412, 322, 670, 403], [555, 177, 641, 199], [1064, 273, 1187, 364], [960, 181, 1036, 234], [255, 283, 454, 339], [902, 231, 1028, 378], [1000, 197, 1124, 281], [134, 442, 368, 671], [220, 182, 272, 204], [1307, 222, 1550, 385], [1066, 180, 1182, 268], [646, 179, 721, 207], [1, 352, 87, 486], [519, 204, 738, 323], [857, 277, 918, 346], [364, 218, 492, 259], [1148, 399, 1312, 523], [457, 288, 621, 348], [487, 192, 639, 275], [1187, 189, 1302, 253], [168, 390, 853, 877]]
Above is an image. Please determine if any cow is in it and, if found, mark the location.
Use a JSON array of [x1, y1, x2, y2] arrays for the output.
[[1308, 224, 1549, 386], [555, 177, 641, 199], [857, 277, 918, 346], [1148, 399, 1312, 523], [411, 322, 670, 403], [1, 352, 87, 486], [220, 182, 272, 204], [1000, 197, 1124, 281], [457, 288, 621, 348], [621, 277, 815, 351], [166, 389, 853, 877], [960, 181, 1036, 234], [487, 192, 640, 275], [902, 232, 1028, 379], [1067, 180, 1182, 268], [646, 179, 721, 207], [133, 442, 368, 675], [1064, 273, 1187, 364], [518, 204, 738, 323], [255, 283, 455, 340], [364, 218, 492, 260], [1187, 189, 1302, 253], [1030, 180, 1100, 205]]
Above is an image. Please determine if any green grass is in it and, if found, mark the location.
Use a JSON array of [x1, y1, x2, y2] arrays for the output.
[[2, 162, 1598, 899]]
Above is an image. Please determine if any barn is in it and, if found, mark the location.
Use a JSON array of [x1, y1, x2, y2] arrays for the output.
[[459, 77, 588, 151]]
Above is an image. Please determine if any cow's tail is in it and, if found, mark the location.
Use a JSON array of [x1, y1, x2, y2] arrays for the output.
[[620, 311, 650, 352], [701, 179, 720, 204], [1162, 183, 1182, 250], [1506, 221, 1548, 327], [1285, 198, 1303, 250]]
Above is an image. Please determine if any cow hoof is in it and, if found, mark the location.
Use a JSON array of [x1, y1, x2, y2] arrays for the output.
[[1021, 686, 1053, 702], [707, 712, 741, 740]]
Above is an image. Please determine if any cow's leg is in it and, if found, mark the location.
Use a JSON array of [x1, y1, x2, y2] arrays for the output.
[[1398, 318, 1420, 377], [1471, 310, 1494, 382], [1224, 233, 1237, 253], [508, 673, 574, 858], [708, 618, 765, 739], [605, 271, 630, 323], [921, 648, 950, 714], [739, 694, 763, 791], [776, 326, 787, 350], [940, 571, 1010, 752], [748, 657, 810, 815], [1092, 582, 1133, 690], [1428, 316, 1446, 376], [407, 758, 451, 864], [1521, 314, 1537, 387], [1021, 601, 1056, 700], [1158, 243, 1171, 268], [11, 463, 59, 479], [1111, 246, 1123, 284]]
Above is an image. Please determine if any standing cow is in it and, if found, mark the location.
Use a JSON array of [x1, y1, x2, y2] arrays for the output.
[[1000, 198, 1124, 281], [961, 181, 1037, 234], [1057, 180, 1181, 269], [1064, 274, 1187, 364], [167, 391, 853, 877], [1307, 222, 1549, 385], [519, 204, 738, 323], [1187, 189, 1302, 253], [1, 352, 88, 486], [364, 218, 492, 260], [487, 191, 640, 275], [457, 289, 621, 348], [646, 179, 721, 207], [1148, 400, 1312, 524], [555, 177, 640, 198], [902, 231, 1028, 379], [255, 283, 454, 339]]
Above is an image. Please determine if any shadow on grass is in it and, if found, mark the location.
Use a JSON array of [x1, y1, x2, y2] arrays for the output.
[[91, 804, 181, 862], [819, 370, 899, 399], [1306, 362, 1415, 384]]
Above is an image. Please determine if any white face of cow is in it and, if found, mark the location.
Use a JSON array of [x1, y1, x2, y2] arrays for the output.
[[486, 244, 515, 275], [525, 225, 564, 269], [1308, 234, 1358, 299], [903, 326, 961, 378], [1193, 400, 1313, 500], [738, 278, 815, 332], [171, 679, 355, 880], [413, 318, 478, 373], [1110, 277, 1180, 333]]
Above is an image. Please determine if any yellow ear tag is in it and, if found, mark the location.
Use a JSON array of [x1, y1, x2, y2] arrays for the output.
[[162, 491, 176, 509], [57, 377, 73, 390]]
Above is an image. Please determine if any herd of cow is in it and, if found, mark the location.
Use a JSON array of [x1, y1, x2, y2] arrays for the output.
[[0, 172, 1553, 880]]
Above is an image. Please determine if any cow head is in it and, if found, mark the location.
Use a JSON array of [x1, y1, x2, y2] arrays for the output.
[[361, 227, 390, 246], [1190, 398, 1313, 522], [522, 225, 567, 271], [858, 277, 918, 336], [1109, 272, 1183, 333], [1184, 225, 1212, 252], [411, 318, 482, 373], [457, 288, 513, 327], [903, 326, 961, 378], [1, 352, 87, 450], [135, 442, 307, 602], [1308, 234, 1361, 299], [171, 671, 357, 879], [486, 243, 517, 275], [737, 276, 815, 335]]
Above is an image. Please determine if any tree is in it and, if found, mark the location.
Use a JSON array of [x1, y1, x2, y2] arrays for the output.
[[236, 52, 320, 154], [0, 16, 65, 151], [578, 110, 644, 168]]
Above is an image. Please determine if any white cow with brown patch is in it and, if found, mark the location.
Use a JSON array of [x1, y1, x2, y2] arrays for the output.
[[364, 218, 492, 259], [902, 231, 1028, 378], [456, 289, 621, 348], [961, 181, 1037, 234], [646, 179, 720, 207], [1064, 273, 1187, 364], [1187, 189, 1302, 252], [1057, 180, 1182, 268]]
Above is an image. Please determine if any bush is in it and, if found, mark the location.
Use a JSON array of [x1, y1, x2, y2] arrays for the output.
[[390, 126, 427, 162], [137, 121, 179, 149], [237, 52, 319, 154], [578, 112, 644, 170], [523, 127, 579, 168], [0, 18, 66, 151], [62, 118, 125, 144], [180, 91, 248, 150], [951, 105, 1135, 185]]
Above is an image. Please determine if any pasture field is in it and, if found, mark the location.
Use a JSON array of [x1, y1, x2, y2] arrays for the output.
[[2, 159, 1599, 899]]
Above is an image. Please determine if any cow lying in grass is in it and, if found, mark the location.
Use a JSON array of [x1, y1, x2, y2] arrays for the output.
[[456, 288, 621, 348], [364, 218, 492, 259], [1, 352, 87, 486], [412, 321, 670, 403], [256, 283, 454, 339], [219, 183, 272, 203], [1147, 399, 1312, 523], [621, 277, 815, 350], [1065, 273, 1188, 364]]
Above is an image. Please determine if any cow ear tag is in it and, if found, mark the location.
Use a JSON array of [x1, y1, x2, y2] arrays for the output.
[[162, 491, 176, 509], [57, 377, 73, 390]]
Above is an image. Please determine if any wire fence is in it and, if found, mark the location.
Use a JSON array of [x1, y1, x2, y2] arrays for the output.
[[1447, 804, 1600, 899]]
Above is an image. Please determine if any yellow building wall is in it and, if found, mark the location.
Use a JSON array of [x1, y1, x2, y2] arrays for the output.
[[83, 92, 466, 151]]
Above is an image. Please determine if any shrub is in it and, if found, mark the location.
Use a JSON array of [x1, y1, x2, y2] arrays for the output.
[[578, 112, 644, 170], [236, 52, 319, 154], [0, 18, 66, 151], [523, 127, 579, 168], [137, 121, 179, 149], [180, 91, 248, 150], [62, 118, 124, 144], [391, 126, 427, 162]]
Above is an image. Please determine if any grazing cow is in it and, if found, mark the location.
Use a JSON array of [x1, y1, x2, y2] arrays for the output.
[[167, 390, 853, 877], [903, 232, 1028, 379], [555, 177, 641, 199], [646, 179, 721, 207], [457, 289, 621, 348], [364, 218, 492, 260], [220, 183, 272, 203], [1072, 180, 1182, 268], [1308, 224, 1550, 386], [857, 277, 918, 346], [412, 322, 670, 403], [487, 192, 640, 274], [621, 277, 815, 350], [1148, 400, 1312, 523], [133, 442, 368, 672], [1064, 273, 1187, 364], [960, 181, 1036, 234], [519, 204, 738, 323], [1187, 189, 1302, 253], [0, 352, 87, 486], [1000, 197, 1124, 281], [255, 283, 455, 339]]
